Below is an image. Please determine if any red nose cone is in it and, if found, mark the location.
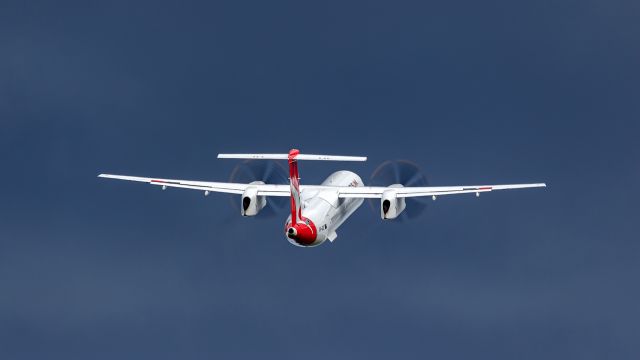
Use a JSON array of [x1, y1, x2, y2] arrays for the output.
[[286, 218, 317, 246]]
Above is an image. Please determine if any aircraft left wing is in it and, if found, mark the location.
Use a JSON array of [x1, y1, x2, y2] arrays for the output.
[[335, 183, 546, 198], [98, 174, 291, 196]]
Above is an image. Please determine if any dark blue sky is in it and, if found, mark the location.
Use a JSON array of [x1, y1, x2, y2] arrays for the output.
[[1, 0, 639, 359]]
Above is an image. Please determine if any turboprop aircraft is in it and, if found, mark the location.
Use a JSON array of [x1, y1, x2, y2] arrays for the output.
[[99, 149, 546, 247]]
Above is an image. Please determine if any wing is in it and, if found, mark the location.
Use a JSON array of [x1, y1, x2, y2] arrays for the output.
[[99, 174, 545, 199], [98, 174, 291, 196], [335, 183, 546, 198]]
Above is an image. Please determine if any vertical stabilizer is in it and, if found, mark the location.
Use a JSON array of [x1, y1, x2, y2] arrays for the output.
[[288, 149, 302, 223]]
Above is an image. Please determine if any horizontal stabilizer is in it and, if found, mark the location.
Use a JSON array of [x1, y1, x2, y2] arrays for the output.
[[217, 153, 367, 161]]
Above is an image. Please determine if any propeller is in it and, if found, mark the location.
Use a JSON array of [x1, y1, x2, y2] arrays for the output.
[[368, 160, 430, 220], [227, 160, 289, 217]]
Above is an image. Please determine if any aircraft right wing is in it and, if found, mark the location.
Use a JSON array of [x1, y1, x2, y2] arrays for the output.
[[335, 183, 547, 198]]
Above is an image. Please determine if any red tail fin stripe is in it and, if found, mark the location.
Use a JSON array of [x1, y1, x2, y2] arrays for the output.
[[288, 149, 302, 223]]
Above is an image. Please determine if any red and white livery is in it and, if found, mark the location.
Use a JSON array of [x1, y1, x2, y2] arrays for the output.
[[99, 149, 546, 247]]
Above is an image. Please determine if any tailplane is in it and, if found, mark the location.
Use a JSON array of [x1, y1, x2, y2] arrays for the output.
[[217, 153, 366, 162]]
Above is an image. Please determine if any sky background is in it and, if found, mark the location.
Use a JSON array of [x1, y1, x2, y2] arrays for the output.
[[1, 0, 639, 359]]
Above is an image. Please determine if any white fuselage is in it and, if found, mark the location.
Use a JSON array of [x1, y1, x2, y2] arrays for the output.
[[285, 170, 364, 247]]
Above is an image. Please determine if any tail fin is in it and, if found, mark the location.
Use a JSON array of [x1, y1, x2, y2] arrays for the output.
[[288, 149, 302, 223], [218, 149, 367, 223]]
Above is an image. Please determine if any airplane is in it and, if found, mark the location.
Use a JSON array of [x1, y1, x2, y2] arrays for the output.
[[99, 148, 546, 247]]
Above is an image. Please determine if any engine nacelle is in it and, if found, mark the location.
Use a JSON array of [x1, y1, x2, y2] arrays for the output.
[[241, 181, 267, 216], [380, 185, 406, 220]]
